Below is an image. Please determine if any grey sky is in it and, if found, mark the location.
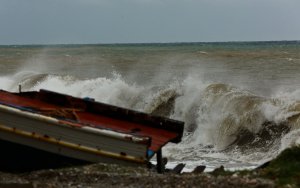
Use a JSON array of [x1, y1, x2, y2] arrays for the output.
[[1, 0, 300, 44]]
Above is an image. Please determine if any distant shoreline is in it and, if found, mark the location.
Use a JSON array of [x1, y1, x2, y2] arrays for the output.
[[0, 40, 299, 47]]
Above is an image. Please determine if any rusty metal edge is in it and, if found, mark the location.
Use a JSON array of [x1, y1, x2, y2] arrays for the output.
[[39, 89, 184, 143]]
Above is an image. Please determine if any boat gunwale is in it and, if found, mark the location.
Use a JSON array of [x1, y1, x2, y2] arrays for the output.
[[0, 103, 151, 145]]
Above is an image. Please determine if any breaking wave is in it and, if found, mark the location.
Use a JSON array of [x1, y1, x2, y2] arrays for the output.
[[1, 71, 300, 171]]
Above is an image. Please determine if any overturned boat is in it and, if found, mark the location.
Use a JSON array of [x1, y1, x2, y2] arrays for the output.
[[0, 89, 184, 172]]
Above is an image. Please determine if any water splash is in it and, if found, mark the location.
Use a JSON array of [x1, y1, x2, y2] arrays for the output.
[[1, 71, 300, 171]]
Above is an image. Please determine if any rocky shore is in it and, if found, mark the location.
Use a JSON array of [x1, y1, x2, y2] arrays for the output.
[[1, 146, 299, 188], [0, 164, 274, 188]]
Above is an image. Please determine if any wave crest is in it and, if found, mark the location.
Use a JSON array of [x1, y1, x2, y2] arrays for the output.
[[2, 72, 300, 168]]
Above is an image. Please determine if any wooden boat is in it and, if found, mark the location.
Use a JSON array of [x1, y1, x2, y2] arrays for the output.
[[0, 89, 184, 172]]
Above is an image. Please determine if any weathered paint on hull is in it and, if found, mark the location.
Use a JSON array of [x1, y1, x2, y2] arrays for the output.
[[0, 104, 148, 166], [0, 89, 184, 171]]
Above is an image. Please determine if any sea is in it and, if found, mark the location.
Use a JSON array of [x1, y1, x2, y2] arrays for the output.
[[1, 41, 300, 172]]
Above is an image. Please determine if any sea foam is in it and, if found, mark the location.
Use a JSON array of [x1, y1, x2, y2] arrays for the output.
[[1, 71, 300, 171]]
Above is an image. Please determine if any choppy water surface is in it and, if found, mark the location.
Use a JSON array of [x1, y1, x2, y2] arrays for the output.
[[1, 41, 300, 171]]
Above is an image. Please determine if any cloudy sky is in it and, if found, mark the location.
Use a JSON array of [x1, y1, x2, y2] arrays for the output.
[[1, 0, 300, 44]]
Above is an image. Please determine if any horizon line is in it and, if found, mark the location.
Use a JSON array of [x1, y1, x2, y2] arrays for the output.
[[0, 40, 299, 46]]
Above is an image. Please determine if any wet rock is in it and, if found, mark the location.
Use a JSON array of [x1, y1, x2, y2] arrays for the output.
[[192, 165, 206, 174], [211, 165, 225, 176], [170, 163, 185, 174]]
